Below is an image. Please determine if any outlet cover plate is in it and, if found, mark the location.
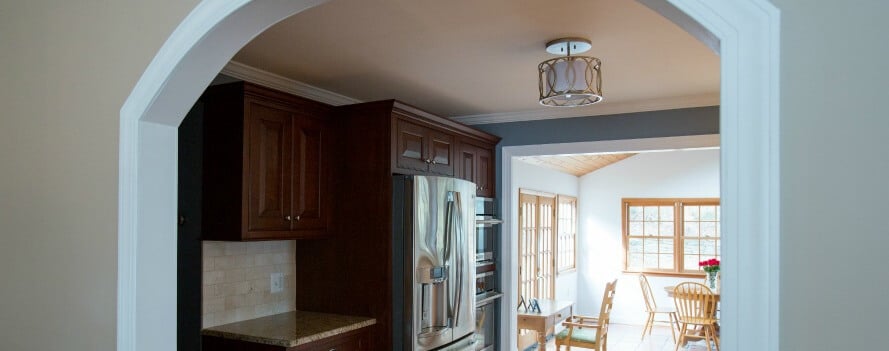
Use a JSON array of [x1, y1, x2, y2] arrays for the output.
[[270, 272, 284, 293]]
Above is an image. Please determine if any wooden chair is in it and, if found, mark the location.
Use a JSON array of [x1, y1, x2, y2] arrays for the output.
[[554, 279, 617, 351], [672, 282, 720, 351], [639, 274, 678, 342]]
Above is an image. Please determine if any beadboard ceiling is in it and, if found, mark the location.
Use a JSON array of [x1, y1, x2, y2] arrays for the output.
[[229, 0, 719, 124], [517, 153, 637, 176]]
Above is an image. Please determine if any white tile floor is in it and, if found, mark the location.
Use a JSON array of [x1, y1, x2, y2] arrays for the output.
[[534, 323, 715, 351]]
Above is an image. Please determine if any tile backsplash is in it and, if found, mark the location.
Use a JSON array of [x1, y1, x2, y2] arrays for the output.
[[202, 241, 295, 328]]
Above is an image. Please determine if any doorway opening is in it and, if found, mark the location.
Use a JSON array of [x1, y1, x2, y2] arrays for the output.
[[118, 1, 780, 351]]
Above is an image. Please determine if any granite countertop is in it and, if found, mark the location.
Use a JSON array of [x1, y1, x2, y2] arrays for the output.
[[201, 310, 377, 348]]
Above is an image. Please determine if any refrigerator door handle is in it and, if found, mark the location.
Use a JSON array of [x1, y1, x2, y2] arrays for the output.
[[451, 193, 463, 327], [443, 192, 454, 262]]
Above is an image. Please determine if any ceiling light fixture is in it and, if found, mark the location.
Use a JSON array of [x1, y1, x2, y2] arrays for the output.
[[538, 37, 603, 107]]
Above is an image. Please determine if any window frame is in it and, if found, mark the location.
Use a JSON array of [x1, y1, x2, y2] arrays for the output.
[[518, 189, 556, 299], [555, 195, 577, 274], [621, 197, 721, 277]]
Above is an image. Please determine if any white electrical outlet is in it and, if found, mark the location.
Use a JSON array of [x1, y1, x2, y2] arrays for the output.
[[270, 272, 284, 293]]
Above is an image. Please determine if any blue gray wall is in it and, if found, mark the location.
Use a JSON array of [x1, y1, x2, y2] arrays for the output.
[[475, 106, 718, 147]]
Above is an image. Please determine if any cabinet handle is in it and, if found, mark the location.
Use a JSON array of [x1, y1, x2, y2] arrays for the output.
[[431, 160, 437, 165], [424, 159, 432, 164], [328, 349, 337, 351], [285, 215, 292, 221], [296, 215, 301, 221]]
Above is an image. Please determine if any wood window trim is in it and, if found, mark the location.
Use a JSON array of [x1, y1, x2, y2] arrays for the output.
[[622, 197, 720, 276], [555, 195, 577, 273], [518, 189, 579, 298], [518, 190, 556, 299]]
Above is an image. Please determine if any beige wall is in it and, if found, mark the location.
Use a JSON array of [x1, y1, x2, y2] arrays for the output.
[[3, 1, 889, 350], [202, 241, 296, 328], [771, 0, 889, 349], [0, 1, 199, 350]]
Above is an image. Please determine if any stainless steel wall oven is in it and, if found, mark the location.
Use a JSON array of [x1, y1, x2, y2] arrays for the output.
[[475, 197, 501, 264]]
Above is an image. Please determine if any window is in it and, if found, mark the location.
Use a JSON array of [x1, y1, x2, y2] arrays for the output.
[[623, 198, 720, 275], [518, 190, 578, 299], [518, 191, 555, 299], [556, 195, 577, 273]]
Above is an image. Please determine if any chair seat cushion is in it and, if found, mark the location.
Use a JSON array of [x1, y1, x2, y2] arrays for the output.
[[555, 328, 598, 345]]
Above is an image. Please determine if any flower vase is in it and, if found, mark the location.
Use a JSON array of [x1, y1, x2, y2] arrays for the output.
[[706, 271, 719, 290]]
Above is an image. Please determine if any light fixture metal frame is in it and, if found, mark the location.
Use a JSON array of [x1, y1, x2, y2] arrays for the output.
[[538, 37, 603, 107]]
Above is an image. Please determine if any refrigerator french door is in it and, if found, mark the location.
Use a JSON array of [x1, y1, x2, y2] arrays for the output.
[[393, 175, 477, 351]]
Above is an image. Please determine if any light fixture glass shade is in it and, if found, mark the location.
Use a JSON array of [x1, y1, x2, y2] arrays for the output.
[[538, 56, 603, 107]]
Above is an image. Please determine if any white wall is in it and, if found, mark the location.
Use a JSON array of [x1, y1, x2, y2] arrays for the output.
[[0, 2, 200, 350], [772, 1, 889, 349], [511, 160, 579, 305], [576, 149, 719, 324]]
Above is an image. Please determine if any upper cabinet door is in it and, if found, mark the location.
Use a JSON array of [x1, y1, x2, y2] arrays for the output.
[[427, 129, 455, 176], [394, 118, 430, 173], [246, 100, 293, 233], [457, 140, 496, 197], [291, 114, 329, 232], [459, 147, 476, 184], [476, 147, 494, 197]]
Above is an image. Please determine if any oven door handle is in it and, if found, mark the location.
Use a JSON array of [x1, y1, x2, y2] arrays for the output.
[[475, 218, 503, 225]]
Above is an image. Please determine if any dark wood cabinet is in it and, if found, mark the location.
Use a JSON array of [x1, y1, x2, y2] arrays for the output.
[[293, 327, 371, 351], [458, 139, 496, 197], [200, 82, 333, 241], [393, 117, 455, 176], [201, 325, 372, 351], [291, 100, 499, 351], [246, 99, 293, 233]]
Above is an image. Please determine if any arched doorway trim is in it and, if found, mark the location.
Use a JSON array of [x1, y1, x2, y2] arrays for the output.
[[118, 1, 779, 350]]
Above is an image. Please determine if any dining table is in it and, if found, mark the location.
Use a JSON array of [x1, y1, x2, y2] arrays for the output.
[[663, 285, 721, 299], [664, 284, 720, 333], [517, 299, 574, 351]]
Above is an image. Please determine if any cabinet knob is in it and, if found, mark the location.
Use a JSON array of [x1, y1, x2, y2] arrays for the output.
[[296, 215, 301, 221], [285, 215, 292, 221], [431, 160, 437, 165], [424, 159, 432, 164]]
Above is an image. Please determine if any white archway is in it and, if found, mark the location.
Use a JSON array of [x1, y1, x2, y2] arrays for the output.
[[118, 1, 780, 350]]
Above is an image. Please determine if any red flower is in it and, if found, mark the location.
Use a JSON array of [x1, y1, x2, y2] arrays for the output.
[[699, 258, 720, 273]]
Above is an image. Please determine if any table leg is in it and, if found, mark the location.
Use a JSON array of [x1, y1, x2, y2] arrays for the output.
[[537, 331, 547, 351]]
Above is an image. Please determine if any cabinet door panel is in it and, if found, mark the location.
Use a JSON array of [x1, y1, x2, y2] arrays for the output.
[[292, 116, 327, 231], [394, 119, 429, 173], [477, 147, 494, 197], [247, 102, 293, 232], [460, 148, 475, 183], [428, 129, 455, 176]]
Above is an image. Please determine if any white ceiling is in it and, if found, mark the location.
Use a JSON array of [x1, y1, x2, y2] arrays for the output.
[[232, 0, 719, 122]]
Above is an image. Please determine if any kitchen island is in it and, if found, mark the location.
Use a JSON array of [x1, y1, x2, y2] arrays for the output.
[[202, 310, 376, 350]]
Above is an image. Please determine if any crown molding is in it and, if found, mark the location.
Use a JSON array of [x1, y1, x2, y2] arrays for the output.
[[450, 93, 720, 125], [220, 60, 362, 106]]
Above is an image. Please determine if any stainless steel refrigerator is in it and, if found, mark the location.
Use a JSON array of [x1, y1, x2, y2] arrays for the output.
[[393, 175, 476, 351]]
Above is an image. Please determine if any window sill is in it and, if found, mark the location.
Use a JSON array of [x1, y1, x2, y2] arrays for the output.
[[621, 270, 706, 278], [556, 268, 577, 275]]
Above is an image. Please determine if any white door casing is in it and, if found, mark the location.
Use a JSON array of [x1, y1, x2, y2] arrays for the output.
[[118, 1, 779, 351]]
